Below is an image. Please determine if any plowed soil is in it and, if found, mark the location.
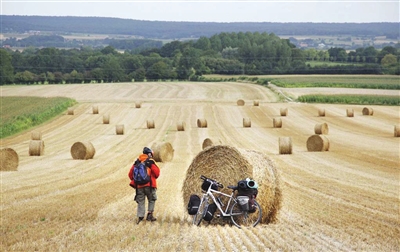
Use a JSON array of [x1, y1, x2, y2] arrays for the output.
[[1, 82, 399, 251]]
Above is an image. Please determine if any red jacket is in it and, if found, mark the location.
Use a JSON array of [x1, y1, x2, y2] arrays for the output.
[[128, 154, 160, 189]]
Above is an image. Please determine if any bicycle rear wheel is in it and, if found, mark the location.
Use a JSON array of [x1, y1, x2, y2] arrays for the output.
[[230, 200, 262, 228], [193, 197, 208, 226]]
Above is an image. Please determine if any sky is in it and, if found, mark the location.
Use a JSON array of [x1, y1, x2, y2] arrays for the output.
[[1, 0, 399, 23]]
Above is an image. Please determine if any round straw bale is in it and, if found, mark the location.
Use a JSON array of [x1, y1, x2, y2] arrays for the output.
[[70, 141, 95, 160], [237, 99, 245, 106], [273, 118, 282, 128], [279, 137, 292, 155], [147, 120, 155, 129], [177, 122, 186, 131], [29, 140, 45, 156], [346, 109, 354, 117], [318, 108, 325, 117], [116, 124, 124, 135], [151, 142, 174, 162], [31, 131, 42, 140], [197, 119, 207, 128], [306, 135, 330, 152], [253, 100, 259, 106], [280, 108, 288, 116], [0, 148, 19, 171], [394, 125, 400, 137], [202, 138, 214, 149], [362, 107, 374, 116], [182, 145, 282, 224], [314, 123, 329, 135], [135, 102, 142, 108], [103, 114, 110, 124], [243, 118, 251, 128], [67, 107, 74, 115], [92, 105, 99, 114]]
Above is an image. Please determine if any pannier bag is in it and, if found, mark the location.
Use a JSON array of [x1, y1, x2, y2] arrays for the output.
[[201, 180, 218, 191], [187, 194, 201, 215], [236, 196, 250, 211], [203, 203, 217, 222]]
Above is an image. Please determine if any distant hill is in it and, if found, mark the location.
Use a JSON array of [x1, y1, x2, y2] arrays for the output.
[[1, 15, 399, 39]]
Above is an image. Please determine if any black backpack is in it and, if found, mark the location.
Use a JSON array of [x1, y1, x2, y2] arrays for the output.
[[187, 194, 201, 215], [203, 203, 217, 222]]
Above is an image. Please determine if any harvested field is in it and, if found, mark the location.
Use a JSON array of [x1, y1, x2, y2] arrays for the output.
[[1, 81, 399, 251]]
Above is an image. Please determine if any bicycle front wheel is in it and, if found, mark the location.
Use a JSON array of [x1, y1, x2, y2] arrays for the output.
[[193, 197, 208, 226], [230, 200, 262, 228]]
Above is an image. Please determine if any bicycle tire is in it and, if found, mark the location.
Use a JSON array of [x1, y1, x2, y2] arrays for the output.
[[193, 197, 208, 226], [230, 200, 262, 228]]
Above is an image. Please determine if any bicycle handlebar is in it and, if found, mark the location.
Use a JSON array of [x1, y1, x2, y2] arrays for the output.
[[200, 175, 224, 189]]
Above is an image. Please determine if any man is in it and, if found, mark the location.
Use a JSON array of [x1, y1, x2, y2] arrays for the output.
[[129, 147, 160, 224]]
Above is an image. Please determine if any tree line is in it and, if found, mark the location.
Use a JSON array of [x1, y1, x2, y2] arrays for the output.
[[1, 32, 399, 85]]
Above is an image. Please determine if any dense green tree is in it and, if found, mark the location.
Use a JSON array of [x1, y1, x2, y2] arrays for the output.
[[0, 49, 14, 84]]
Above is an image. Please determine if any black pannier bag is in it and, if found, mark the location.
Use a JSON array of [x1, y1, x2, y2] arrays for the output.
[[201, 180, 218, 191], [187, 194, 201, 215], [203, 203, 217, 222]]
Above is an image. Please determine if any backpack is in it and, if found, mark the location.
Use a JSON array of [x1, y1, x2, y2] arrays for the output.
[[203, 203, 217, 222], [133, 160, 151, 185], [187, 194, 201, 215]]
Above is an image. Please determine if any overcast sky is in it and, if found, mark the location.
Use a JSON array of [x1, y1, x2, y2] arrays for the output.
[[1, 0, 399, 23]]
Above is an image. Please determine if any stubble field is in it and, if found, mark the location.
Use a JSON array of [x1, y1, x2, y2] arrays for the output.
[[1, 81, 399, 251]]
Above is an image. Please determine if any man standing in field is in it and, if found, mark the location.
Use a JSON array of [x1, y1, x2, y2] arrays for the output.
[[129, 147, 160, 224]]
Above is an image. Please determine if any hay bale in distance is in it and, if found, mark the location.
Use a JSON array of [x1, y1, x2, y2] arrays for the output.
[[197, 119, 207, 128], [71, 141, 95, 160], [346, 109, 354, 117], [67, 108, 74, 115], [280, 108, 288, 116], [362, 107, 374, 116], [318, 108, 325, 117], [0, 148, 19, 171], [92, 105, 99, 114], [243, 118, 251, 128], [306, 135, 330, 152], [314, 123, 329, 135], [202, 138, 214, 149], [279, 137, 292, 155], [103, 114, 110, 124], [182, 145, 282, 224], [151, 142, 174, 162], [253, 100, 259, 106], [177, 122, 186, 131], [237, 99, 245, 106], [394, 125, 400, 137], [135, 102, 142, 108], [116, 125, 124, 135], [273, 118, 282, 128], [31, 131, 42, 140], [29, 140, 45, 156], [147, 120, 155, 129]]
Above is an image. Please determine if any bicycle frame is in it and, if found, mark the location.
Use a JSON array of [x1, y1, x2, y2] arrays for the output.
[[202, 184, 237, 218]]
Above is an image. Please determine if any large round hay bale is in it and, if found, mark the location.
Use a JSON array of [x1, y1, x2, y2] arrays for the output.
[[306, 135, 330, 152], [182, 145, 282, 224], [70, 141, 95, 160], [394, 125, 400, 137], [92, 105, 99, 114], [135, 102, 142, 108], [29, 140, 44, 156], [116, 124, 124, 135], [0, 148, 19, 171], [197, 119, 207, 128], [243, 118, 251, 128], [318, 108, 325, 117], [237, 99, 245, 106], [147, 120, 155, 129], [67, 107, 74, 115], [280, 108, 288, 116], [314, 123, 329, 135], [103, 114, 110, 124], [362, 107, 374, 116], [346, 109, 354, 117], [253, 100, 259, 106], [273, 118, 282, 128], [177, 122, 186, 131], [151, 142, 174, 162], [31, 131, 42, 140], [279, 137, 292, 155]]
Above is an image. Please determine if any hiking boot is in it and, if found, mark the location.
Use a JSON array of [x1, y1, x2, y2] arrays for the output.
[[146, 213, 157, 222], [137, 217, 144, 224]]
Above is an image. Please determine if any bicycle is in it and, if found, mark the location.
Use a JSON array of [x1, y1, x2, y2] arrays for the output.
[[193, 175, 262, 228]]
